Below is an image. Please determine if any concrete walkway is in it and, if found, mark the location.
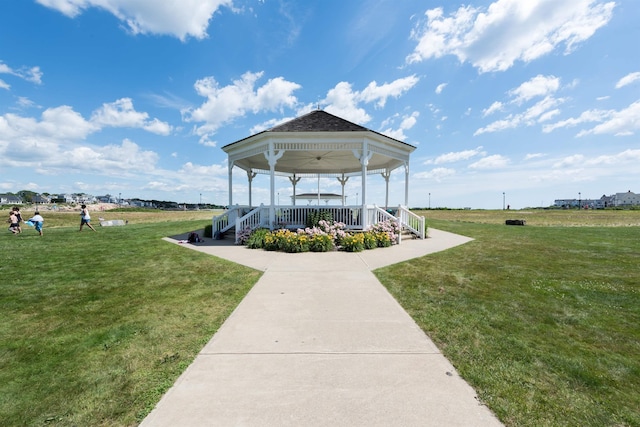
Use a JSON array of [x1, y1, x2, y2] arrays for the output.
[[141, 229, 503, 426]]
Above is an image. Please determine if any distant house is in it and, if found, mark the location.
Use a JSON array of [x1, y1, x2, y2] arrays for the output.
[[555, 191, 638, 208], [0, 194, 23, 205], [33, 194, 51, 204], [612, 191, 640, 207]]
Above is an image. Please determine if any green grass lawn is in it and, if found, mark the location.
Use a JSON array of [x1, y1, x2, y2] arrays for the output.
[[0, 219, 260, 426], [376, 216, 640, 426], [2, 209, 639, 426]]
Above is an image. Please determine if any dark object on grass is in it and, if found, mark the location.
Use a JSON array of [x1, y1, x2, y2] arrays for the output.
[[505, 219, 526, 226]]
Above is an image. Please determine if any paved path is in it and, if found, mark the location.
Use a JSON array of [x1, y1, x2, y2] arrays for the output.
[[141, 229, 503, 426]]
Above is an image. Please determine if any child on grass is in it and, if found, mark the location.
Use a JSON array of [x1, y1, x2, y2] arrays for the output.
[[8, 211, 19, 234], [28, 211, 44, 236], [79, 204, 96, 231], [12, 206, 23, 233]]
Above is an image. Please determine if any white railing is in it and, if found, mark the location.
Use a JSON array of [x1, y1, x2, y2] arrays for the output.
[[212, 205, 251, 236], [235, 205, 269, 243], [216, 204, 425, 243], [397, 205, 426, 239], [368, 206, 402, 243], [273, 206, 363, 230]]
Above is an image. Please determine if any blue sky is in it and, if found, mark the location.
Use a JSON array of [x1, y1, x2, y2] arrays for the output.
[[1, 0, 639, 209]]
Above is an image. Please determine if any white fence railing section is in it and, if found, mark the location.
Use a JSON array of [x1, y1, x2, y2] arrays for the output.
[[212, 204, 426, 243]]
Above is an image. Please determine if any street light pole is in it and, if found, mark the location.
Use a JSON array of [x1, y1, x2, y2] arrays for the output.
[[503, 192, 505, 210], [578, 192, 581, 209], [428, 192, 431, 209]]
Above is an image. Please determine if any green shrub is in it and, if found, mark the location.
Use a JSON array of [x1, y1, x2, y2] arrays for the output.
[[203, 224, 213, 238], [308, 233, 334, 252], [246, 228, 270, 249], [375, 231, 392, 247], [305, 210, 333, 228], [340, 233, 365, 252], [363, 231, 377, 250]]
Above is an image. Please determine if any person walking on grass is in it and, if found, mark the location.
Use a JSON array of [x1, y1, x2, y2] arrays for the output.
[[8, 211, 19, 234], [12, 206, 23, 233], [79, 204, 96, 231], [28, 211, 44, 236]]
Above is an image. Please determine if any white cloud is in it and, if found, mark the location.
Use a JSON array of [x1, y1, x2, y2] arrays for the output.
[[60, 138, 159, 173], [185, 71, 301, 144], [524, 153, 546, 160], [577, 100, 640, 137], [553, 154, 585, 168], [180, 161, 227, 176], [544, 101, 640, 136], [427, 146, 485, 164], [323, 82, 372, 125], [509, 75, 560, 104], [469, 154, 510, 169], [482, 101, 503, 117], [91, 98, 172, 135], [380, 111, 419, 141], [322, 76, 418, 124], [0, 61, 43, 85], [543, 108, 608, 133], [476, 96, 565, 135], [407, 0, 615, 73], [0, 79, 9, 90], [359, 75, 419, 108], [435, 83, 447, 94], [35, 0, 234, 41], [413, 167, 456, 181], [615, 72, 640, 89]]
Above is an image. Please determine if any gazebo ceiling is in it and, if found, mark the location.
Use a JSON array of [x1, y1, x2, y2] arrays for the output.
[[222, 110, 416, 177]]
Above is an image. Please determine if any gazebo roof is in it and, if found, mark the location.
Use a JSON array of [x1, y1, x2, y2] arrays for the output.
[[222, 110, 416, 178]]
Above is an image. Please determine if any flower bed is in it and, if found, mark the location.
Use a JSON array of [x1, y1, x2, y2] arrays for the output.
[[239, 220, 400, 253]]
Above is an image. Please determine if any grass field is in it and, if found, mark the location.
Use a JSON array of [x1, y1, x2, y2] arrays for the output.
[[1, 208, 639, 426], [1, 211, 258, 426], [377, 210, 640, 426]]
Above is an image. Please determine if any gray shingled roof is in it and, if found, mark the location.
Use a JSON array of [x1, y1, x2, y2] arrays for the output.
[[269, 110, 368, 132]]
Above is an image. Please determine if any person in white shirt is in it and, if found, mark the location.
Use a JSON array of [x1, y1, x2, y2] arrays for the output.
[[79, 204, 96, 232], [29, 211, 45, 236]]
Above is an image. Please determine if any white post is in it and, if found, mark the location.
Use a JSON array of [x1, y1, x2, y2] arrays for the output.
[[247, 169, 257, 208], [337, 174, 349, 206], [289, 173, 301, 206], [381, 169, 391, 210], [354, 142, 373, 229], [404, 161, 410, 206], [228, 160, 234, 208], [264, 142, 284, 229]]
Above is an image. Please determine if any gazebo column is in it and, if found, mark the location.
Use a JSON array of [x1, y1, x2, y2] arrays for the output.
[[289, 173, 301, 206], [227, 160, 235, 208], [381, 169, 391, 210], [404, 161, 410, 206], [247, 169, 257, 208], [264, 143, 284, 228], [354, 144, 373, 229], [337, 174, 349, 206]]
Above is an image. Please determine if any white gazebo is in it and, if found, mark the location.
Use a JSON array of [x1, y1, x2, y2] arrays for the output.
[[214, 110, 425, 242]]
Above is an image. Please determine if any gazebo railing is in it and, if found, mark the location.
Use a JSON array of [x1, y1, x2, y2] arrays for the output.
[[275, 206, 363, 229], [213, 205, 252, 236], [235, 205, 269, 242], [367, 206, 402, 243], [217, 203, 425, 243], [397, 205, 426, 239]]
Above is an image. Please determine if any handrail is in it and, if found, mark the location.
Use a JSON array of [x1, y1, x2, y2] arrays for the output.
[[235, 205, 268, 243], [212, 205, 253, 237], [214, 204, 425, 243], [397, 205, 426, 239], [369, 205, 402, 243]]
